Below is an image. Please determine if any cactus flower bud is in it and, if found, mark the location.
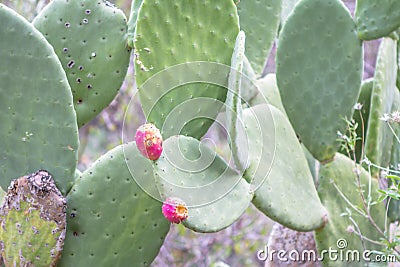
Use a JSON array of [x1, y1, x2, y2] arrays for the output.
[[135, 123, 163, 160], [162, 197, 188, 224]]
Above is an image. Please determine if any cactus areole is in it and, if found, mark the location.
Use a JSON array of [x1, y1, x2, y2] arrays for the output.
[[162, 197, 188, 224], [135, 123, 163, 160]]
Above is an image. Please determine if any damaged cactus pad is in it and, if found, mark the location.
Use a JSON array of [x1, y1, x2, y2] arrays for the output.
[[0, 170, 67, 267]]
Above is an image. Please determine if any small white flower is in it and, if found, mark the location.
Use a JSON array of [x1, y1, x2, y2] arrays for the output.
[[354, 103, 363, 110], [381, 113, 390, 122]]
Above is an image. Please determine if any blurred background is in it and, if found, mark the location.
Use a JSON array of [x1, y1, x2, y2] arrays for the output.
[[0, 0, 380, 266]]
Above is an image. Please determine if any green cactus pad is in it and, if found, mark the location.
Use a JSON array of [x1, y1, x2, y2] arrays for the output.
[[0, 4, 78, 195], [276, 0, 363, 162], [237, 0, 282, 75], [134, 0, 239, 139], [240, 55, 259, 103], [302, 144, 318, 183], [127, 0, 143, 48], [244, 104, 327, 231], [365, 38, 397, 177], [154, 135, 253, 233], [33, 0, 131, 127], [226, 31, 246, 172], [250, 74, 286, 115], [355, 0, 400, 40], [59, 143, 169, 266], [350, 78, 373, 163], [315, 153, 386, 266], [123, 139, 163, 201], [0, 171, 66, 267]]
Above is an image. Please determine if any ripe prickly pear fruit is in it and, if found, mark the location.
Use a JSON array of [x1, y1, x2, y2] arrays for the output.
[[0, 170, 67, 267], [135, 123, 163, 160], [162, 197, 188, 224]]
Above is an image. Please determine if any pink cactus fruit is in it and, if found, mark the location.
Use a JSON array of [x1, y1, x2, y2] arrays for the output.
[[162, 197, 188, 224], [135, 123, 163, 160]]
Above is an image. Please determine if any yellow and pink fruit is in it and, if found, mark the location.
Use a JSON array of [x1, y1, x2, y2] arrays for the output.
[[162, 197, 188, 224], [135, 123, 163, 160]]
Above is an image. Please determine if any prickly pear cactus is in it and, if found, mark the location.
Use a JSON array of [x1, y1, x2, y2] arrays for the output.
[[244, 104, 327, 231], [365, 37, 397, 176], [59, 143, 169, 266], [250, 74, 286, 115], [236, 0, 282, 75], [134, 0, 239, 139], [226, 31, 247, 172], [355, 0, 400, 40], [276, 0, 363, 162], [240, 55, 259, 103], [302, 145, 318, 183], [127, 0, 143, 47], [0, 170, 66, 267], [154, 135, 253, 233], [0, 4, 79, 194], [33, 0, 131, 127], [315, 153, 386, 266], [351, 78, 373, 163]]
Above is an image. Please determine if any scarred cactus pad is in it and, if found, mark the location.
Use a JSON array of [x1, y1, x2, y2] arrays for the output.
[[135, 123, 163, 161], [162, 197, 188, 224], [0, 170, 66, 267]]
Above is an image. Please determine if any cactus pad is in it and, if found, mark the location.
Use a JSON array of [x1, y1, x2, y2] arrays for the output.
[[0, 4, 78, 195], [351, 78, 373, 163], [355, 0, 400, 40], [240, 56, 259, 103], [237, 0, 282, 75], [302, 144, 318, 183], [365, 38, 397, 176], [245, 104, 327, 231], [59, 143, 169, 266], [33, 0, 131, 127], [134, 0, 239, 139], [250, 74, 286, 115], [276, 0, 363, 162], [315, 153, 386, 265], [0, 170, 66, 267], [154, 135, 253, 233], [226, 31, 247, 172], [127, 0, 143, 48]]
